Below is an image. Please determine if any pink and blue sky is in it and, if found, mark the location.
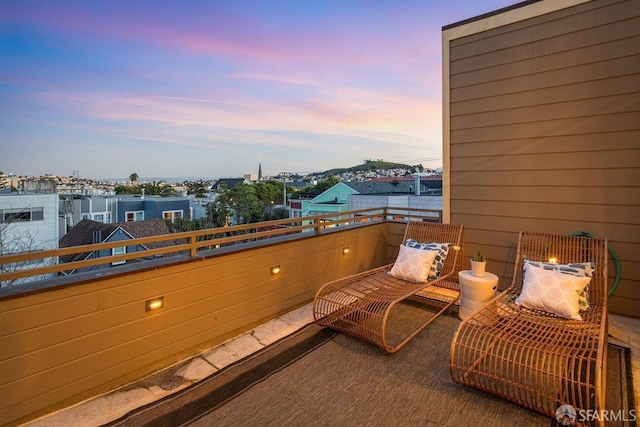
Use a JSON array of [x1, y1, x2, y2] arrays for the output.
[[1, 0, 517, 180]]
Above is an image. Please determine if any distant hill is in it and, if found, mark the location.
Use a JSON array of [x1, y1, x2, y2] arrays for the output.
[[323, 160, 417, 176]]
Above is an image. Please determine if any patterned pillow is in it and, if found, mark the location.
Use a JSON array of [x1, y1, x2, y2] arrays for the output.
[[516, 262, 591, 320], [405, 239, 451, 279], [523, 258, 594, 311], [388, 244, 439, 283]]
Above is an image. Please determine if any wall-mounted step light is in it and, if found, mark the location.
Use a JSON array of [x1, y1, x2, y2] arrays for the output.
[[342, 247, 350, 255], [270, 265, 281, 275], [145, 296, 164, 312]]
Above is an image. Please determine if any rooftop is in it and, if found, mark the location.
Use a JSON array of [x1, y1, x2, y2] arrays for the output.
[[24, 303, 640, 426]]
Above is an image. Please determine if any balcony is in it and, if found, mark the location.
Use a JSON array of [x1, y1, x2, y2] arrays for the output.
[[3, 0, 639, 423], [1, 208, 446, 425], [2, 207, 639, 426]]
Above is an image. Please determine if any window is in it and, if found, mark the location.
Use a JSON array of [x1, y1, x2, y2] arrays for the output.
[[163, 210, 182, 223], [93, 214, 105, 223], [31, 208, 44, 221], [4, 209, 30, 222], [112, 246, 126, 265], [125, 211, 144, 222], [1, 207, 44, 223]]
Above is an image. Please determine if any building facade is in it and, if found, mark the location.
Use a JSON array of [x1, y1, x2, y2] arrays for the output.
[[115, 195, 191, 223], [442, 0, 640, 316], [60, 195, 192, 234], [0, 191, 59, 284]]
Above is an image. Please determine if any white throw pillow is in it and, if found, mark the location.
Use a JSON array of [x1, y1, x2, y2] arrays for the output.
[[388, 244, 439, 283], [516, 262, 591, 320], [404, 240, 451, 279], [523, 258, 594, 311]]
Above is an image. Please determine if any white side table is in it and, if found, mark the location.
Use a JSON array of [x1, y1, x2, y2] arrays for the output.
[[458, 270, 498, 320]]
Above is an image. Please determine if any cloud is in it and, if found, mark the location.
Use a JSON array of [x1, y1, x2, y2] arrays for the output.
[[6, 0, 506, 178]]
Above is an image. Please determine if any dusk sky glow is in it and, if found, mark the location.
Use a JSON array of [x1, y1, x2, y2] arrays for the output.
[[1, 0, 517, 180]]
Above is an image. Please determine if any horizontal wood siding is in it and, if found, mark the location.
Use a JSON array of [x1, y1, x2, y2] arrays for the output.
[[0, 223, 391, 426], [446, 0, 640, 315], [385, 221, 409, 261]]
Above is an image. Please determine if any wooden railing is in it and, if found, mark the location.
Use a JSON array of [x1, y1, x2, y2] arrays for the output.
[[0, 207, 442, 285]]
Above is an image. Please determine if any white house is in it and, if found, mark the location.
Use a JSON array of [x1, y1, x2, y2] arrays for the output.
[[0, 191, 59, 285]]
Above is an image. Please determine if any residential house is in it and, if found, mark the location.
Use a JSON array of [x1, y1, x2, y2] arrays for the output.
[[114, 195, 191, 223], [290, 176, 443, 224], [190, 196, 215, 221], [288, 182, 356, 229], [58, 218, 174, 274], [59, 194, 191, 236], [60, 195, 117, 227], [21, 179, 57, 194], [371, 175, 442, 195], [0, 190, 59, 284], [349, 175, 442, 221]]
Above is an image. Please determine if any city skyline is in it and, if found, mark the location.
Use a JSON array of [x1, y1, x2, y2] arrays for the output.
[[2, 0, 517, 180]]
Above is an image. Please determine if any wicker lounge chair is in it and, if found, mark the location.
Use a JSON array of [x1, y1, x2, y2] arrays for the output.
[[313, 222, 464, 353], [450, 231, 608, 425]]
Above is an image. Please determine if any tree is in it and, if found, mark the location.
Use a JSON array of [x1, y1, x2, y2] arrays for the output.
[[228, 183, 262, 224], [114, 185, 141, 195], [253, 180, 285, 204], [207, 181, 290, 226], [207, 184, 232, 228], [129, 172, 138, 184], [143, 180, 178, 197], [166, 217, 202, 233], [253, 180, 289, 220], [0, 220, 56, 287], [115, 180, 177, 197], [291, 175, 340, 196], [310, 175, 340, 194], [186, 180, 208, 198]]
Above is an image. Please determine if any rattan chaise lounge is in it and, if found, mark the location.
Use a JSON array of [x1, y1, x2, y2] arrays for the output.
[[450, 231, 608, 426], [313, 222, 464, 353]]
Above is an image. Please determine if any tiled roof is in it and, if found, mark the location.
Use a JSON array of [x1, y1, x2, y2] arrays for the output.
[[344, 181, 413, 194], [118, 219, 173, 246], [372, 175, 442, 182], [59, 219, 118, 249], [59, 218, 173, 264], [345, 176, 442, 194]]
